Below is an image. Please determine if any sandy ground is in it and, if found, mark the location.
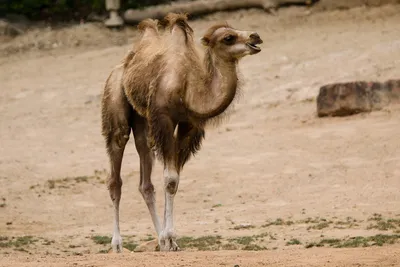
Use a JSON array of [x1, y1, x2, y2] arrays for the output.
[[2, 246, 400, 267], [1, 4, 400, 266]]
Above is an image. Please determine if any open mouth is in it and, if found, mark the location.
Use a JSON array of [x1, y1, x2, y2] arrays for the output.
[[246, 43, 261, 53]]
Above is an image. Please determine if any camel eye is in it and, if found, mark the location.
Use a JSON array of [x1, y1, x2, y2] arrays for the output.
[[223, 35, 236, 45]]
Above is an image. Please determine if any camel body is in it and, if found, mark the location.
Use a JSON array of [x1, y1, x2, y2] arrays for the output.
[[101, 13, 263, 252]]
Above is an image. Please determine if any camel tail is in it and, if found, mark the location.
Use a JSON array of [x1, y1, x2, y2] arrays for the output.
[[164, 12, 193, 34], [137, 18, 159, 32]]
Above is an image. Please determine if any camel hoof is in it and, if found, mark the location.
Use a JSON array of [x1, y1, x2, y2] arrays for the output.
[[159, 238, 180, 252], [159, 231, 180, 252], [111, 235, 123, 253], [110, 244, 123, 253]]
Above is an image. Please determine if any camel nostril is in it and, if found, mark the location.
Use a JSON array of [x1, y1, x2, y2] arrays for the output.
[[249, 33, 260, 39], [249, 32, 263, 44]]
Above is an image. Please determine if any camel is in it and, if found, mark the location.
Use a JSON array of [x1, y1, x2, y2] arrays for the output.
[[101, 13, 263, 252]]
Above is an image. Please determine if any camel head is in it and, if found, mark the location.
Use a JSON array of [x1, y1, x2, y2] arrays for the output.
[[200, 23, 263, 61]]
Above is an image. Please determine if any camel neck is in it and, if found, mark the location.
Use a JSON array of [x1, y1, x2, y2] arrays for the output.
[[205, 50, 237, 81], [183, 49, 238, 119]]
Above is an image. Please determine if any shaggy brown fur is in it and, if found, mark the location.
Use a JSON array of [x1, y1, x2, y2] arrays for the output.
[[101, 12, 263, 252], [137, 18, 160, 32]]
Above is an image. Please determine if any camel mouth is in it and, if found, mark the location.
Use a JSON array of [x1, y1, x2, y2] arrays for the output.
[[246, 43, 261, 53]]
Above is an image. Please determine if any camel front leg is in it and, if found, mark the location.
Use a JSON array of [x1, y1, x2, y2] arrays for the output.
[[133, 113, 162, 236], [157, 122, 204, 251], [149, 111, 180, 251], [159, 162, 180, 251]]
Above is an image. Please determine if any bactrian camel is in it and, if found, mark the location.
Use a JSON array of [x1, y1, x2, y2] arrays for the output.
[[101, 13, 263, 252]]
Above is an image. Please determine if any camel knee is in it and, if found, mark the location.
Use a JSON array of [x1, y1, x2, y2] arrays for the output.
[[139, 183, 155, 203], [113, 130, 130, 150], [108, 176, 122, 200], [105, 127, 130, 153], [165, 179, 178, 195], [164, 169, 179, 195]]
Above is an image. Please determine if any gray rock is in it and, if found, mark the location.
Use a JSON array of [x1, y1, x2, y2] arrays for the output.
[[317, 81, 371, 117], [317, 80, 400, 117]]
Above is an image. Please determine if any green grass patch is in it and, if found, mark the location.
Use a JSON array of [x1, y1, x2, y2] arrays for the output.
[[232, 224, 255, 230], [74, 176, 90, 183], [123, 242, 138, 251], [42, 239, 55, 246], [367, 215, 400, 231], [334, 217, 359, 228], [91, 235, 137, 250], [221, 243, 238, 250], [0, 236, 38, 249], [91, 235, 111, 245], [367, 220, 397, 231], [319, 238, 341, 246], [44, 171, 106, 190], [14, 247, 29, 253], [368, 213, 383, 221], [286, 238, 302, 245], [297, 217, 331, 224], [252, 232, 270, 240], [228, 234, 269, 250], [242, 244, 267, 251], [308, 222, 330, 230], [262, 218, 293, 227], [177, 235, 222, 251], [12, 236, 37, 247], [228, 236, 254, 246], [305, 234, 400, 249]]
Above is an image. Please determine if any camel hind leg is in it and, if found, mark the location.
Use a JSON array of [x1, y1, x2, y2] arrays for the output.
[[101, 65, 133, 253], [104, 126, 130, 253]]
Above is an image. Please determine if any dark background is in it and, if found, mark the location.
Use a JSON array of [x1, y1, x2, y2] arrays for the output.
[[0, 0, 175, 21]]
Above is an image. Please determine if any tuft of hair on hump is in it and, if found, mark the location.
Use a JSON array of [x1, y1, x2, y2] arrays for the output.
[[137, 18, 159, 32], [164, 12, 193, 34], [201, 22, 232, 46], [122, 49, 135, 68]]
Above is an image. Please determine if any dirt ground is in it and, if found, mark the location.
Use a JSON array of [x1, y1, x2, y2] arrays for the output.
[[1, 4, 400, 267]]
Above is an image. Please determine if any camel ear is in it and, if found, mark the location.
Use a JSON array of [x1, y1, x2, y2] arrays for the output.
[[200, 37, 210, 46]]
